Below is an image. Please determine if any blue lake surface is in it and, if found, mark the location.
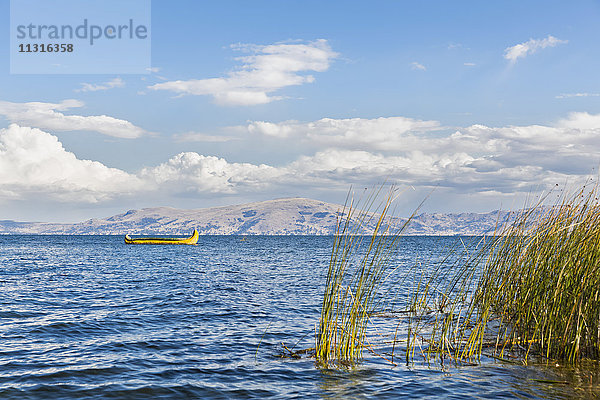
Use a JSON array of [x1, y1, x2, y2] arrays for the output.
[[0, 235, 597, 399]]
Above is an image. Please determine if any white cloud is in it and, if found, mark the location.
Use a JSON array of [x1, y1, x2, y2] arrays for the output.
[[247, 121, 297, 138], [135, 145, 577, 197], [142, 109, 600, 195], [0, 99, 148, 138], [0, 124, 142, 202], [504, 35, 568, 63], [243, 114, 600, 157], [3, 112, 599, 208], [140, 152, 280, 193], [246, 116, 442, 149], [555, 92, 600, 99], [464, 62, 476, 66], [411, 62, 426, 71], [76, 78, 124, 92], [556, 111, 600, 131], [148, 39, 338, 106], [242, 114, 600, 190]]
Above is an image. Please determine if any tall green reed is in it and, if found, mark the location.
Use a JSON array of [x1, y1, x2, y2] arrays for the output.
[[316, 186, 418, 364], [406, 183, 600, 365]]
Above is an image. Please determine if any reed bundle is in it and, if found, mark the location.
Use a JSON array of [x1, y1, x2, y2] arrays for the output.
[[407, 184, 600, 365], [316, 186, 417, 364]]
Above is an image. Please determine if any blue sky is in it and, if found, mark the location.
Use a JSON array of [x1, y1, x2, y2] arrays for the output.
[[1, 0, 599, 222]]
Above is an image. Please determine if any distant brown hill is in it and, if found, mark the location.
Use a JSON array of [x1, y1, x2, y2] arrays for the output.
[[0, 198, 513, 235]]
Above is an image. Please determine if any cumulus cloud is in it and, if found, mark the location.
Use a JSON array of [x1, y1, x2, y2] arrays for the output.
[[0, 99, 147, 138], [140, 152, 280, 193], [504, 35, 568, 63], [140, 112, 599, 195], [76, 77, 124, 92], [243, 114, 599, 157], [0, 124, 142, 202], [247, 116, 442, 149], [557, 111, 600, 131], [242, 113, 600, 190], [138, 149, 471, 193], [2, 112, 599, 207], [148, 39, 338, 106], [411, 62, 426, 71]]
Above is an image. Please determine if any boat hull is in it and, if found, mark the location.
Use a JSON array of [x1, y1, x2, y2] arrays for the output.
[[124, 229, 199, 245]]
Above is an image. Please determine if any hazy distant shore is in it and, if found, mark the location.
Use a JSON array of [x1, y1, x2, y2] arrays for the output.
[[0, 198, 513, 236]]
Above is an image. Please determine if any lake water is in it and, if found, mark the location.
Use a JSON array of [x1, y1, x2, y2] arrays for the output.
[[0, 235, 597, 399]]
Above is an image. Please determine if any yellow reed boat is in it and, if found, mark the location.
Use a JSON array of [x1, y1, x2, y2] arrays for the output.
[[124, 229, 199, 245]]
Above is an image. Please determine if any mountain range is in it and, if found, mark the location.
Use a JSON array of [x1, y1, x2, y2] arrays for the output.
[[0, 197, 514, 236]]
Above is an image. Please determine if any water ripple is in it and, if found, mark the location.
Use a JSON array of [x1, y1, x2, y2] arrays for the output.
[[0, 236, 597, 398]]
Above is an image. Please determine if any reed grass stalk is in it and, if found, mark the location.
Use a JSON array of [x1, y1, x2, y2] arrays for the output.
[[405, 183, 600, 365], [316, 185, 417, 364]]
